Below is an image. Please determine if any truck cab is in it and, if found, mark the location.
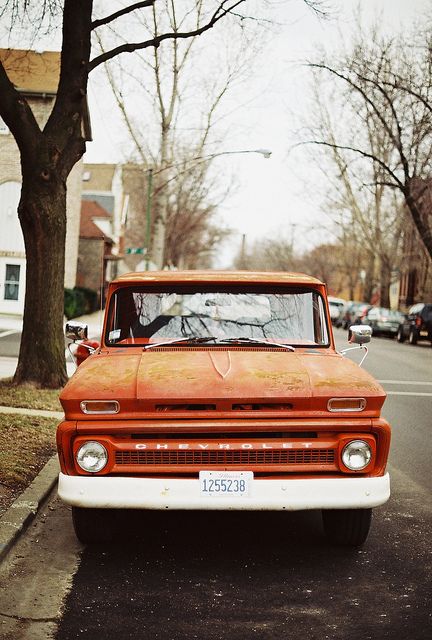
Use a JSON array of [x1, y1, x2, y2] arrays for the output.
[[57, 271, 391, 546]]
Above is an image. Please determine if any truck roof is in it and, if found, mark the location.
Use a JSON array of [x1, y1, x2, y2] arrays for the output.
[[111, 270, 325, 287]]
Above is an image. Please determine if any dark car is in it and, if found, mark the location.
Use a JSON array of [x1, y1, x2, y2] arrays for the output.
[[364, 306, 405, 338], [396, 302, 432, 345]]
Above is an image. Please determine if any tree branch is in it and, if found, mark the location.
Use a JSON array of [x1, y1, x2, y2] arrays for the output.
[[89, 0, 245, 71], [294, 139, 404, 189], [0, 59, 42, 156], [92, 1, 155, 30]]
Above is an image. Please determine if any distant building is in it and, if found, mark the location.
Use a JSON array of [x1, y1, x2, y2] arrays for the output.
[[0, 48, 91, 315], [77, 200, 115, 304], [82, 163, 127, 275], [399, 180, 432, 307]]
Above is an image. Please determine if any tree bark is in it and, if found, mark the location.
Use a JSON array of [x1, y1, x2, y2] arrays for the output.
[[14, 151, 69, 387]]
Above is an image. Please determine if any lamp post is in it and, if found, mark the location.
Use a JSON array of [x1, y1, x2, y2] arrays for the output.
[[145, 168, 153, 270], [144, 148, 272, 270]]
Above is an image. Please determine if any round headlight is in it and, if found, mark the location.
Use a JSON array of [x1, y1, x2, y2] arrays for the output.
[[76, 441, 108, 473], [341, 440, 372, 471]]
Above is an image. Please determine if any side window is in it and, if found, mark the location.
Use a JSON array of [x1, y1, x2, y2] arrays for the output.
[[4, 264, 20, 301]]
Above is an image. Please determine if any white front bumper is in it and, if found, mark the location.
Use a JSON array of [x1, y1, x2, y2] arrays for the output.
[[58, 472, 390, 511]]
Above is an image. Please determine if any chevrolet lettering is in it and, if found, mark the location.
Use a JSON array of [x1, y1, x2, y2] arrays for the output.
[[57, 270, 391, 546]]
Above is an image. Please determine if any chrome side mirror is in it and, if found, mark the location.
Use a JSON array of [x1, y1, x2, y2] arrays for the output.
[[341, 325, 372, 367], [348, 325, 372, 345], [65, 321, 88, 341]]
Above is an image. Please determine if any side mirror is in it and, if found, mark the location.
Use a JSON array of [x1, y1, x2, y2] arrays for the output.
[[65, 322, 99, 367], [66, 321, 88, 341], [348, 324, 372, 345]]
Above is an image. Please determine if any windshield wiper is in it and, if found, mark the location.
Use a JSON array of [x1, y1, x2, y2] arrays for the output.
[[144, 336, 217, 350], [216, 337, 295, 351]]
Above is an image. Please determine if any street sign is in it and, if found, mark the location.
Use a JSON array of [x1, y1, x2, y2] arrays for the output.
[[125, 247, 146, 255]]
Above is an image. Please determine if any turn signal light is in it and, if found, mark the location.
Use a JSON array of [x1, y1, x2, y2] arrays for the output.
[[80, 400, 120, 414], [327, 398, 366, 412]]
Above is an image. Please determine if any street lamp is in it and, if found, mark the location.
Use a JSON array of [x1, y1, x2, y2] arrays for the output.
[[144, 148, 272, 269]]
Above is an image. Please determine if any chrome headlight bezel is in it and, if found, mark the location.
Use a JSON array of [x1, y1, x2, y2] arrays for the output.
[[76, 441, 108, 473], [341, 439, 372, 471]]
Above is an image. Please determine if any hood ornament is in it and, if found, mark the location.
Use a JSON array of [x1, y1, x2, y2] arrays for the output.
[[208, 350, 232, 379]]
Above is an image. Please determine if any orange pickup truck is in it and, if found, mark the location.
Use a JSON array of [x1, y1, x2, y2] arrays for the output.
[[57, 271, 391, 546]]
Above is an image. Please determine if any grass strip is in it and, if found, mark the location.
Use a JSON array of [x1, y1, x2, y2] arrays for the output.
[[0, 379, 62, 412], [0, 413, 58, 491]]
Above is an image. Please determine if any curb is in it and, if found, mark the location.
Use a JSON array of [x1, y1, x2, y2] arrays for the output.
[[0, 455, 60, 563], [0, 405, 64, 420]]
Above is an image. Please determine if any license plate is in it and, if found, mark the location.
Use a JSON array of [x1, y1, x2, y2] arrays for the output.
[[199, 471, 253, 497]]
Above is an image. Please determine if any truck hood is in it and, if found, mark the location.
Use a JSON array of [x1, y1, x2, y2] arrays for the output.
[[60, 347, 385, 420]]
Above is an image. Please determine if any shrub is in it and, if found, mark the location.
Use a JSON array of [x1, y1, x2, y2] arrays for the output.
[[64, 287, 99, 319]]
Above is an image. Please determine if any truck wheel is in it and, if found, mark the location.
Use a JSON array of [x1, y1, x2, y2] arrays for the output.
[[72, 507, 116, 544], [408, 329, 417, 345], [322, 508, 372, 547], [396, 327, 405, 343]]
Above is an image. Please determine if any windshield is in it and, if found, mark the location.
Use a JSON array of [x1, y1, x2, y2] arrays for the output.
[[105, 286, 330, 347]]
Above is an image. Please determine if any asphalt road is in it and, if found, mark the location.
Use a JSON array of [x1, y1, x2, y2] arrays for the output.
[[0, 328, 431, 640]]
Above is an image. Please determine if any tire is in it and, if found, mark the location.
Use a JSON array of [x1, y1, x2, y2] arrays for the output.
[[396, 327, 405, 343], [408, 329, 418, 345], [72, 507, 116, 544], [322, 508, 372, 547]]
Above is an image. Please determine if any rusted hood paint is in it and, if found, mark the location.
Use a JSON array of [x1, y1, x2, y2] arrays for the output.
[[60, 348, 385, 420]]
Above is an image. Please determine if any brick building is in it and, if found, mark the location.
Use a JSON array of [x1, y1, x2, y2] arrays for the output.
[[77, 200, 115, 303], [0, 48, 90, 315], [398, 180, 432, 307]]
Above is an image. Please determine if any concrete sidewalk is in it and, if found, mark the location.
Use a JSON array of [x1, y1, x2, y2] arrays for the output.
[[0, 309, 104, 379]]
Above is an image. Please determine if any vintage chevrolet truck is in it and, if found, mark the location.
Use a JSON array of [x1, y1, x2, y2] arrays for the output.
[[57, 271, 391, 546]]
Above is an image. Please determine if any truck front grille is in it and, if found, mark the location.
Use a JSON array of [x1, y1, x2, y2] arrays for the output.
[[115, 448, 335, 468]]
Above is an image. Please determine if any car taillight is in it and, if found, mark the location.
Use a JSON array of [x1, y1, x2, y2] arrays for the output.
[[415, 317, 422, 327]]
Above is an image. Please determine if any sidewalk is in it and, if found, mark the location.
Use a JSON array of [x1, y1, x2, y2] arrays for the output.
[[0, 309, 104, 379]]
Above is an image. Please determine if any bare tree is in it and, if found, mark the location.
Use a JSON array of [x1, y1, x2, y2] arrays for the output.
[[304, 23, 432, 262], [233, 236, 299, 272], [100, 0, 259, 269]]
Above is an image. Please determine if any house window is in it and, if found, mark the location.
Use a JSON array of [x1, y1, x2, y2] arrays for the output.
[[4, 264, 20, 300]]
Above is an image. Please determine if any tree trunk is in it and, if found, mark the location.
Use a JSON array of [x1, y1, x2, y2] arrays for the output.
[[363, 252, 376, 303], [379, 260, 391, 309], [14, 161, 68, 388]]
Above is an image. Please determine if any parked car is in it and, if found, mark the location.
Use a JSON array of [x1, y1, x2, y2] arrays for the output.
[[340, 301, 371, 330], [363, 306, 405, 338], [396, 302, 432, 345], [328, 296, 346, 325], [339, 301, 360, 329]]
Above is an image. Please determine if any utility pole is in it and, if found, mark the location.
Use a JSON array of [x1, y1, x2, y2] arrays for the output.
[[145, 168, 153, 270]]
